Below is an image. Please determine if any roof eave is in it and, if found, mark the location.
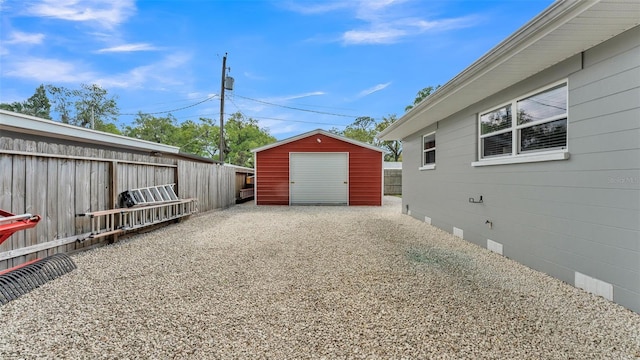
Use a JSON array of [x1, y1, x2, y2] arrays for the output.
[[0, 109, 180, 154], [378, 0, 640, 141]]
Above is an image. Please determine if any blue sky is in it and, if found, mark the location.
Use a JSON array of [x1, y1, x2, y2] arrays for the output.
[[0, 0, 553, 140]]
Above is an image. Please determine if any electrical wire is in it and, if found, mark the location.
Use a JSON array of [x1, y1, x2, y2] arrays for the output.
[[118, 94, 218, 116], [115, 91, 383, 125], [225, 95, 347, 127], [247, 115, 346, 127], [225, 95, 251, 124], [233, 94, 360, 118]]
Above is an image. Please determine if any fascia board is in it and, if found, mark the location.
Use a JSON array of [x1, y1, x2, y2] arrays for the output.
[[0, 109, 180, 154]]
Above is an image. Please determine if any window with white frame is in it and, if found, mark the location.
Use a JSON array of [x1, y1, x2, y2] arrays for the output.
[[479, 81, 568, 160], [422, 132, 435, 166]]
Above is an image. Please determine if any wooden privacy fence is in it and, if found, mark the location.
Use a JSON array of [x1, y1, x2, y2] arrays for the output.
[[0, 137, 236, 271]]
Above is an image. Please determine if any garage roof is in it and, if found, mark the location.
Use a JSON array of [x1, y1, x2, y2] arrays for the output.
[[252, 129, 385, 153], [1, 109, 180, 154], [378, 0, 640, 141]]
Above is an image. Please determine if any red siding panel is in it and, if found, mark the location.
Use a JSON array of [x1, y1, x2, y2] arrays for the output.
[[255, 133, 382, 206]]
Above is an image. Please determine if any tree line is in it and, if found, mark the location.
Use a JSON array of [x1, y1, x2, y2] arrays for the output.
[[0, 84, 275, 167], [1, 83, 439, 165]]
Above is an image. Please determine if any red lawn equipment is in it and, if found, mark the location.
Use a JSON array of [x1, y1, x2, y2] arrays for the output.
[[0, 209, 41, 246], [0, 209, 76, 305]]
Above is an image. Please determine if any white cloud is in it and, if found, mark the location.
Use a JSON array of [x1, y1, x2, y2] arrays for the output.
[[276, 91, 326, 102], [343, 28, 405, 45], [357, 82, 391, 98], [5, 31, 45, 45], [3, 57, 96, 83], [2, 52, 193, 91], [97, 53, 193, 89], [26, 0, 136, 29], [280, 1, 349, 15], [287, 0, 475, 45], [260, 120, 300, 136], [96, 43, 160, 53]]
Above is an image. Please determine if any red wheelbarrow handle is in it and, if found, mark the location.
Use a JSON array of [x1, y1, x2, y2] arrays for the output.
[[0, 212, 42, 246]]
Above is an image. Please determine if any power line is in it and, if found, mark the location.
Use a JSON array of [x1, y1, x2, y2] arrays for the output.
[[132, 95, 214, 108], [118, 94, 218, 116], [225, 95, 347, 127], [250, 115, 347, 127], [234, 94, 360, 118], [225, 95, 251, 124]]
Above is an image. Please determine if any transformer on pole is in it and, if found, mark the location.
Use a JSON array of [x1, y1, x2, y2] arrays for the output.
[[219, 53, 234, 164]]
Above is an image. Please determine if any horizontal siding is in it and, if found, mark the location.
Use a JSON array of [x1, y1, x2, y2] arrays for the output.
[[349, 147, 382, 206], [402, 26, 640, 312], [255, 151, 289, 205], [256, 134, 382, 206]]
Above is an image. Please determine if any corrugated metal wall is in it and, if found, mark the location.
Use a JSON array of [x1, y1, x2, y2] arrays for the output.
[[255, 133, 382, 206]]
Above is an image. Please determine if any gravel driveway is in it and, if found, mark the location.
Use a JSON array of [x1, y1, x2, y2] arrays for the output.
[[1, 197, 639, 359]]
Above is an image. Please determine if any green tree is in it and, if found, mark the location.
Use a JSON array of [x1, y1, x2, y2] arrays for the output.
[[405, 85, 440, 112], [0, 101, 24, 113], [341, 116, 378, 144], [46, 83, 119, 133], [224, 112, 276, 167], [0, 85, 52, 119], [176, 118, 220, 158], [121, 111, 275, 164], [123, 113, 180, 144], [376, 114, 402, 161], [123, 114, 224, 159]]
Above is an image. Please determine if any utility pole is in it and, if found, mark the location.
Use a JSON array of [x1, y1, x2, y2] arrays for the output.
[[219, 53, 228, 163]]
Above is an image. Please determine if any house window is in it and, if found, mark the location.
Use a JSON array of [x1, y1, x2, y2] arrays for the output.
[[479, 81, 568, 161], [421, 132, 435, 169]]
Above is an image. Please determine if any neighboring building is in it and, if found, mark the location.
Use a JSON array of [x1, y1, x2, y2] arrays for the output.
[[379, 1, 640, 312], [253, 129, 384, 206]]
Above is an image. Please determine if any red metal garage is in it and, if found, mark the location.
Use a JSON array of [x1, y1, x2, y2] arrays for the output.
[[252, 129, 384, 206]]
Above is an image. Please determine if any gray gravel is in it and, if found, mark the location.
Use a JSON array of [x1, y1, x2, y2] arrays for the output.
[[1, 196, 639, 359]]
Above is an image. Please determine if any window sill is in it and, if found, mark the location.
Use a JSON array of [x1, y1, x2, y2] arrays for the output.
[[471, 151, 569, 167], [419, 164, 436, 171]]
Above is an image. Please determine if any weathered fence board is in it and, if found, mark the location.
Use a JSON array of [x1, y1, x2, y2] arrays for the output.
[[11, 155, 26, 268], [0, 134, 238, 270]]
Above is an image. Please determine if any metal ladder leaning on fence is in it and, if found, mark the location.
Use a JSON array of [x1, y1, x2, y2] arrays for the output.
[[75, 184, 198, 242]]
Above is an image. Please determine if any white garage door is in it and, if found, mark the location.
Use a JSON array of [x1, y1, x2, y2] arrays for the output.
[[290, 152, 348, 205]]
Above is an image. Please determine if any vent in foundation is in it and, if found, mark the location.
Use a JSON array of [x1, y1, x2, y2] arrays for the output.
[[424, 216, 431, 225], [487, 239, 503, 255], [453, 227, 463, 239], [575, 272, 613, 301]]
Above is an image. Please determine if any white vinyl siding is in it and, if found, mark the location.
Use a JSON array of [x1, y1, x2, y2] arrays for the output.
[[289, 152, 348, 205]]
